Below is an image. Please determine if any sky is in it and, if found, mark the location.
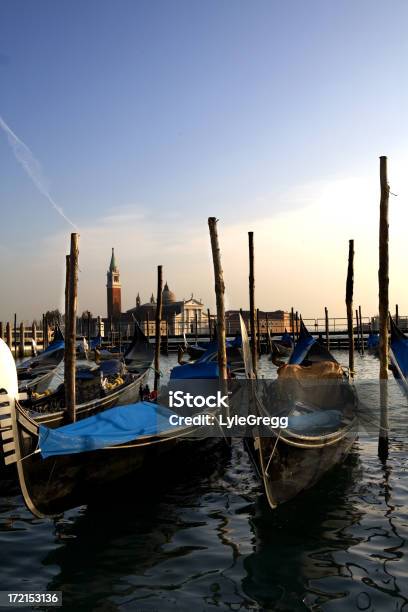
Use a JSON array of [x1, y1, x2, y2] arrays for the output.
[[0, 0, 407, 321]]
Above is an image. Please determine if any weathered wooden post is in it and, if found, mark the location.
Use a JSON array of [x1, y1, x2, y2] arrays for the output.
[[154, 265, 163, 392], [19, 321, 25, 357], [265, 312, 271, 352], [209, 218, 228, 398], [378, 155, 389, 461], [13, 313, 17, 357], [5, 322, 11, 348], [207, 308, 212, 339], [359, 305, 365, 355], [65, 255, 69, 336], [346, 239, 355, 378], [165, 317, 169, 356], [31, 321, 37, 356], [256, 308, 261, 355], [291, 307, 295, 343], [324, 307, 330, 349], [355, 308, 361, 353], [395, 304, 399, 327], [295, 311, 299, 340], [248, 231, 257, 372], [65, 233, 79, 423]]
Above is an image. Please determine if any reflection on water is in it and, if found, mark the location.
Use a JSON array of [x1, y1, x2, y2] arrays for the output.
[[1, 352, 408, 610]]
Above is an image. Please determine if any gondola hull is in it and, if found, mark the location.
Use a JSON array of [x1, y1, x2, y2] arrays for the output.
[[245, 425, 356, 508]]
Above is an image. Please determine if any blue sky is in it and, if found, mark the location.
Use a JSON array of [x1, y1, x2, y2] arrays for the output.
[[1, 0, 407, 320]]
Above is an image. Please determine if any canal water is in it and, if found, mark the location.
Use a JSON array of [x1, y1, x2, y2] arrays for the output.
[[0, 352, 407, 611]]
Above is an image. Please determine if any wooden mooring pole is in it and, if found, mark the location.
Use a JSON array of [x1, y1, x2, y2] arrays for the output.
[[154, 265, 163, 392], [65, 233, 79, 423], [248, 231, 257, 373], [346, 239, 355, 378], [209, 218, 228, 390], [378, 155, 389, 461], [13, 314, 17, 358], [291, 307, 295, 344], [5, 322, 11, 348], [355, 308, 361, 353], [324, 307, 330, 350], [19, 321, 24, 358], [395, 304, 399, 327], [359, 305, 365, 355]]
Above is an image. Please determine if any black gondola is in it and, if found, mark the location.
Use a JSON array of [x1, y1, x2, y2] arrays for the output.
[[0, 337, 221, 517], [242, 316, 358, 509]]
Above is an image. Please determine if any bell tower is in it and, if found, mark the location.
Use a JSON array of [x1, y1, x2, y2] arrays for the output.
[[107, 248, 121, 319]]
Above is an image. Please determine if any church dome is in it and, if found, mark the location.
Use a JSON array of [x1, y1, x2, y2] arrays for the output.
[[162, 282, 176, 304]]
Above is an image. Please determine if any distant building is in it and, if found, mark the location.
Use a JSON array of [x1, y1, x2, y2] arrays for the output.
[[106, 248, 121, 319], [126, 283, 206, 335], [225, 310, 292, 335]]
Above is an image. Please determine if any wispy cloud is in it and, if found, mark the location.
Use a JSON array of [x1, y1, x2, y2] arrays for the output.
[[0, 115, 78, 230]]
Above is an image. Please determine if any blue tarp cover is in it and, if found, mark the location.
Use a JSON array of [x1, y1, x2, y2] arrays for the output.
[[391, 335, 408, 378], [287, 409, 343, 434], [289, 334, 316, 365], [39, 402, 177, 458]]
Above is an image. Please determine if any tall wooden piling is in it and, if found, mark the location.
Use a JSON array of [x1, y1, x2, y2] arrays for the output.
[[19, 321, 25, 357], [64, 255, 70, 336], [378, 155, 390, 461], [256, 308, 261, 355], [324, 307, 330, 350], [154, 265, 163, 392], [248, 231, 257, 372], [5, 322, 11, 348], [295, 311, 299, 340], [291, 307, 295, 343], [395, 304, 399, 326], [65, 233, 79, 423], [13, 314, 17, 357], [359, 305, 365, 355], [31, 321, 37, 355], [355, 308, 361, 353], [208, 218, 228, 389], [346, 239, 355, 378]]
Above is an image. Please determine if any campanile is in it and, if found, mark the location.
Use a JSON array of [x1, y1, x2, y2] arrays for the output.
[[106, 248, 121, 319]]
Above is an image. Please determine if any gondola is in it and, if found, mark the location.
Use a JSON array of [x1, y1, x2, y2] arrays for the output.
[[170, 333, 244, 380], [270, 330, 293, 359], [242, 316, 358, 509], [389, 315, 408, 395], [182, 333, 211, 360], [0, 338, 222, 517], [17, 326, 65, 393], [0, 322, 154, 485]]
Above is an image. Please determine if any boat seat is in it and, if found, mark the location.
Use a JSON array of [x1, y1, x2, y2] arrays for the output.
[[287, 409, 343, 434], [277, 360, 344, 381]]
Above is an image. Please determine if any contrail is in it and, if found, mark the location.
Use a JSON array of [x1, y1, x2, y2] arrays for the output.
[[0, 115, 78, 229]]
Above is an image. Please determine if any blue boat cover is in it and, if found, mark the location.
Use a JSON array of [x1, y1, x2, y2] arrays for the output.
[[170, 362, 219, 380], [367, 332, 379, 349], [281, 331, 293, 346], [90, 336, 102, 349], [39, 402, 177, 458], [289, 333, 316, 365], [99, 359, 122, 377], [391, 334, 408, 378], [287, 409, 342, 434]]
